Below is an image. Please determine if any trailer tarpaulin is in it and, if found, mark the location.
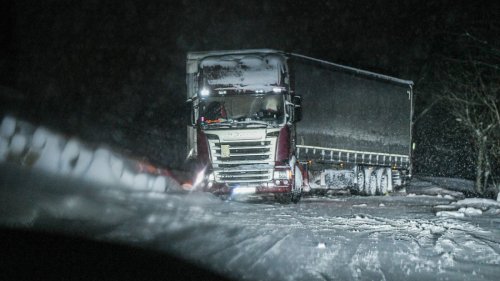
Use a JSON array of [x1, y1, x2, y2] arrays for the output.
[[291, 54, 413, 158]]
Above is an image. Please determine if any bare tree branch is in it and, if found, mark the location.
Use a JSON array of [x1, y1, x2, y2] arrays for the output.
[[438, 33, 500, 195]]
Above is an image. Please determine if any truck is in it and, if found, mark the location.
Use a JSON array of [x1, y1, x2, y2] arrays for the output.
[[185, 49, 413, 203]]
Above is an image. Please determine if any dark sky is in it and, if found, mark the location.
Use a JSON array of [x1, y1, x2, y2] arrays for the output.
[[1, 0, 498, 175], [3, 0, 498, 85]]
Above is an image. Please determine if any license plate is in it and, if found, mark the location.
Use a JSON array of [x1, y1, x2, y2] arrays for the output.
[[232, 187, 256, 195], [221, 145, 230, 158]]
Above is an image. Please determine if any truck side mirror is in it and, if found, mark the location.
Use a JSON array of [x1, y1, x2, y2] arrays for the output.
[[293, 95, 302, 122]]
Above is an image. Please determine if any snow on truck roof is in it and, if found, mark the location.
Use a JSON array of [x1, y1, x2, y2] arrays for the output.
[[187, 49, 413, 87], [187, 48, 284, 60], [189, 50, 287, 91]]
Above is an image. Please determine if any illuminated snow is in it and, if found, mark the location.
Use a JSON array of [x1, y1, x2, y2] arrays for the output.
[[0, 116, 171, 192], [1, 116, 499, 281]]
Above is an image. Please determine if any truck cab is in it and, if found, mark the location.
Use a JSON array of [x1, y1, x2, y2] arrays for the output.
[[186, 49, 303, 203]]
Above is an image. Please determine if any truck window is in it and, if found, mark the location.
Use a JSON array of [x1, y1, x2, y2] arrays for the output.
[[199, 94, 285, 125]]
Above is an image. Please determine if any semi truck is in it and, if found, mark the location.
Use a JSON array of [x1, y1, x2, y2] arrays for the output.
[[185, 49, 413, 203]]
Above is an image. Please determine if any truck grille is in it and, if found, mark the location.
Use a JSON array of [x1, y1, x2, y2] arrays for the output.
[[209, 139, 276, 183]]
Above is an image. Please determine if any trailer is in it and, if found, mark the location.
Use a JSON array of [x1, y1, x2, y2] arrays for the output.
[[291, 53, 413, 195]]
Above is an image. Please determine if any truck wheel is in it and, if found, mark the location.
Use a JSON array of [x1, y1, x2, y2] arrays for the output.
[[291, 193, 301, 203], [291, 165, 302, 203]]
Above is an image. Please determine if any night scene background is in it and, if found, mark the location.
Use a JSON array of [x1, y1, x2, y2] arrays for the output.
[[1, 0, 499, 184], [1, 1, 500, 280]]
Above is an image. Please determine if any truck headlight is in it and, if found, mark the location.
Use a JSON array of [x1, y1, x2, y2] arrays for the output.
[[200, 88, 210, 96], [273, 169, 291, 180]]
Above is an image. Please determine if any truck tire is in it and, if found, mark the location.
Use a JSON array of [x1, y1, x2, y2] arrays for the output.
[[291, 165, 302, 203], [378, 170, 389, 195], [367, 173, 377, 195], [355, 168, 365, 193]]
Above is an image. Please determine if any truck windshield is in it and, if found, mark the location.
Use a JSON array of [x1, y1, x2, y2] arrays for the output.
[[199, 94, 285, 127]]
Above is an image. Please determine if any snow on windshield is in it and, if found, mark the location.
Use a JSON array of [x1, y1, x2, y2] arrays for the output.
[[200, 54, 286, 91]]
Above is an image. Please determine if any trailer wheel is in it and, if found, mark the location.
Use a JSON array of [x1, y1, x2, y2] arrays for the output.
[[367, 174, 377, 195], [356, 168, 365, 193], [378, 171, 389, 195]]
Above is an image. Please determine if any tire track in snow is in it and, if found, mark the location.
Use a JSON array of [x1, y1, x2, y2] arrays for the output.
[[204, 230, 267, 259], [247, 232, 291, 270]]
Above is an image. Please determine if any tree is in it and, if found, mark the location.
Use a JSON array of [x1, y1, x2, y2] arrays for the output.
[[440, 33, 500, 196]]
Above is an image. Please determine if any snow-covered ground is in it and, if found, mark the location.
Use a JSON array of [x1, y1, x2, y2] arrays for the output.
[[1, 116, 500, 280]]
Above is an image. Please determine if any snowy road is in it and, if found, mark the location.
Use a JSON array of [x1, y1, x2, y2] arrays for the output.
[[1, 116, 499, 280], [1, 163, 499, 281]]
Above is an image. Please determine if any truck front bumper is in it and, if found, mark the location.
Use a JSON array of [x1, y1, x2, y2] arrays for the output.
[[207, 181, 292, 196]]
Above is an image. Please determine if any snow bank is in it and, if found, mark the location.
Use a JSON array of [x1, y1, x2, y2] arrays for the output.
[[436, 206, 483, 218], [436, 211, 465, 218], [454, 198, 500, 209], [0, 115, 180, 192], [417, 176, 474, 194], [434, 197, 500, 217], [458, 207, 482, 216], [407, 178, 466, 199]]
